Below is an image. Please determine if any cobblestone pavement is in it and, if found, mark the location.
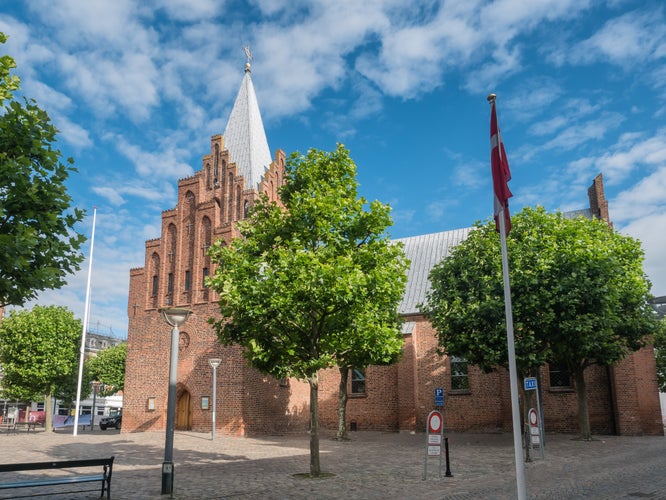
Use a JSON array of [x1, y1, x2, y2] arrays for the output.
[[0, 427, 664, 499]]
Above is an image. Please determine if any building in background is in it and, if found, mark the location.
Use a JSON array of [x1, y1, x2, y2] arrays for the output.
[[123, 62, 663, 437]]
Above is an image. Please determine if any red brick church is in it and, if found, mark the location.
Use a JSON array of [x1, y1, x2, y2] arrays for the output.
[[123, 61, 663, 437]]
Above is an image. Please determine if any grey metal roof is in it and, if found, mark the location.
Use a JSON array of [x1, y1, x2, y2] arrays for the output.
[[223, 65, 273, 191], [394, 227, 471, 315]]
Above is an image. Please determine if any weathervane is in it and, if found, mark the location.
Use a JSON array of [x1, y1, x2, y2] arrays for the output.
[[243, 45, 253, 72]]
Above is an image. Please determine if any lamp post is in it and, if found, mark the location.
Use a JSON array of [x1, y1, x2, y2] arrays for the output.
[[91, 381, 100, 431], [159, 307, 192, 496], [208, 358, 221, 440]]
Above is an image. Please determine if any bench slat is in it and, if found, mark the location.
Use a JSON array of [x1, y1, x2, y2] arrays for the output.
[[0, 457, 113, 473], [0, 474, 105, 489]]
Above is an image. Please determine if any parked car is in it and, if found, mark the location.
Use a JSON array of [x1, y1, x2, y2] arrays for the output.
[[99, 411, 122, 430]]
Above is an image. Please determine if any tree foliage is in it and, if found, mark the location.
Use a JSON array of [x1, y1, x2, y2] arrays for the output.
[[0, 305, 82, 431], [0, 32, 85, 308], [422, 206, 658, 440], [209, 144, 408, 475], [86, 342, 127, 396]]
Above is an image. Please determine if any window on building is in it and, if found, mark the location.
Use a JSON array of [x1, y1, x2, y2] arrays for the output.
[[152, 275, 158, 296], [350, 368, 366, 395], [549, 362, 572, 388], [202, 267, 209, 288], [184, 270, 191, 291], [450, 356, 469, 391], [167, 273, 174, 295]]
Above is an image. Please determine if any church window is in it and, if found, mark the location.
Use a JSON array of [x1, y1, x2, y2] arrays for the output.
[[450, 356, 469, 391], [152, 275, 159, 296], [228, 173, 234, 222], [167, 273, 174, 295], [236, 186, 241, 219], [184, 270, 191, 291], [549, 362, 572, 388], [202, 267, 209, 288], [350, 368, 366, 395], [243, 200, 249, 218], [214, 145, 220, 186]]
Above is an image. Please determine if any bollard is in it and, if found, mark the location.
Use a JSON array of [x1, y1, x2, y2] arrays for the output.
[[444, 437, 453, 477]]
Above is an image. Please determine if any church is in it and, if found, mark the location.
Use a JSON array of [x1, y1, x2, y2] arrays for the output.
[[123, 61, 663, 437]]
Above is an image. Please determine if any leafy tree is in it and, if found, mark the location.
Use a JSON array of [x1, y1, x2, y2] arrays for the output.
[[0, 305, 82, 431], [86, 342, 127, 396], [209, 144, 408, 476], [422, 207, 657, 441], [333, 306, 404, 440], [653, 318, 666, 393], [0, 32, 85, 308]]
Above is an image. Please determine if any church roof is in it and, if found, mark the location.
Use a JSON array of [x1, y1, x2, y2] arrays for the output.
[[223, 63, 273, 191], [394, 227, 472, 315]]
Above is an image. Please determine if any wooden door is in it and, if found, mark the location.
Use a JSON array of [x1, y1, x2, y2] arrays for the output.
[[176, 390, 191, 430]]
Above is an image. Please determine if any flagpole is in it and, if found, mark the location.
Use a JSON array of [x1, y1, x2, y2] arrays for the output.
[[498, 207, 526, 500], [73, 206, 97, 436], [488, 94, 526, 500]]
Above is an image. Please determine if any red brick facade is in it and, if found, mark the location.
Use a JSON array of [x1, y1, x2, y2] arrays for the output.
[[124, 90, 663, 439]]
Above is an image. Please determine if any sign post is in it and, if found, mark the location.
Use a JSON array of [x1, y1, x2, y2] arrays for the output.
[[524, 377, 544, 459], [423, 410, 444, 479]]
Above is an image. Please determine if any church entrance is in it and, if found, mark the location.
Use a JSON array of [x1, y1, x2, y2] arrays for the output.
[[176, 390, 191, 430]]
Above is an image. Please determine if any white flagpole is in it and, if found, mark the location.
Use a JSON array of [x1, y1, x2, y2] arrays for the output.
[[73, 207, 97, 436], [498, 198, 526, 499]]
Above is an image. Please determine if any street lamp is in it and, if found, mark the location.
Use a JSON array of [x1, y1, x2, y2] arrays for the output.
[[159, 307, 192, 496], [91, 381, 101, 431], [208, 358, 221, 440]]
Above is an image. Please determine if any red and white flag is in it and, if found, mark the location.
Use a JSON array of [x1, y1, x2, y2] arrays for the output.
[[490, 99, 512, 235]]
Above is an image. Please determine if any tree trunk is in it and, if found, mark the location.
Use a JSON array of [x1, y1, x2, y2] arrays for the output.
[[308, 373, 321, 477], [574, 368, 592, 440], [44, 390, 53, 433], [336, 367, 349, 440]]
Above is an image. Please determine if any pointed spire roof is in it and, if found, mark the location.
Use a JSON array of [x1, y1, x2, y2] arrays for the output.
[[223, 61, 273, 191]]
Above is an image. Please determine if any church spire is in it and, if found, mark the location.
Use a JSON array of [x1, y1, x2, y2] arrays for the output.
[[223, 47, 272, 191]]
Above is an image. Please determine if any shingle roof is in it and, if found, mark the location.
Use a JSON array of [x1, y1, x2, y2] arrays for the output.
[[223, 65, 273, 191], [394, 228, 471, 315]]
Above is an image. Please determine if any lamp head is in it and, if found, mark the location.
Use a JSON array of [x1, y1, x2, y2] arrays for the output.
[[209, 358, 222, 369], [159, 307, 192, 327]]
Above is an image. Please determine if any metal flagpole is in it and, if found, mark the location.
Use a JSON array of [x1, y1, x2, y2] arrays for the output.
[[73, 207, 97, 436], [498, 209, 526, 499], [488, 94, 526, 499]]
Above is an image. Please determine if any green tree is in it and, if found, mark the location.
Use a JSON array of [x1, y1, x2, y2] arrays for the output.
[[86, 342, 127, 395], [653, 318, 666, 392], [0, 32, 85, 308], [422, 207, 657, 441], [0, 305, 82, 432], [209, 144, 408, 476]]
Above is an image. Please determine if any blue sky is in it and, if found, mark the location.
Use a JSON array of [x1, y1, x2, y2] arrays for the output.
[[2, 0, 665, 338]]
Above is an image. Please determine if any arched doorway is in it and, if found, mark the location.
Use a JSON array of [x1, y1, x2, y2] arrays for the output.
[[176, 390, 191, 430]]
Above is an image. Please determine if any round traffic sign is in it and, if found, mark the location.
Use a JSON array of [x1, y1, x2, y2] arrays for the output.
[[428, 411, 442, 433], [529, 408, 538, 426]]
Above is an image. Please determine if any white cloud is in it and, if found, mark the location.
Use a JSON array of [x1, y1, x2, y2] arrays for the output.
[[611, 166, 666, 222], [568, 10, 666, 66], [570, 130, 666, 186], [618, 212, 666, 297]]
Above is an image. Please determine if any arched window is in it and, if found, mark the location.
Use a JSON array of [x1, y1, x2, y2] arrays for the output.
[[243, 200, 249, 218], [236, 186, 241, 220], [227, 173, 234, 222], [214, 144, 220, 186]]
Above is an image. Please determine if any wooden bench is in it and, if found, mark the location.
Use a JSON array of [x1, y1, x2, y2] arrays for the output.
[[0, 420, 16, 434], [0, 457, 114, 499], [14, 421, 43, 433]]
